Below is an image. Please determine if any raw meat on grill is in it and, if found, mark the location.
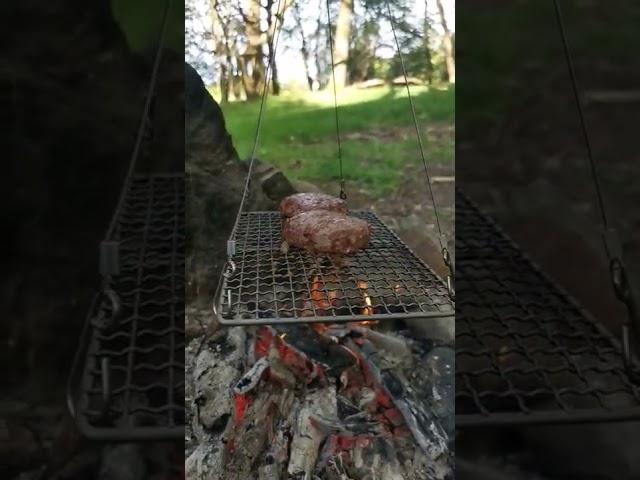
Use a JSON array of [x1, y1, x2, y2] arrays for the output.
[[279, 192, 347, 218], [282, 210, 370, 254]]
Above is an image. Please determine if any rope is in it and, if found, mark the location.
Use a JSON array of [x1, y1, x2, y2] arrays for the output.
[[228, 0, 286, 246], [384, 1, 449, 262], [106, 0, 172, 240], [325, 0, 346, 199]]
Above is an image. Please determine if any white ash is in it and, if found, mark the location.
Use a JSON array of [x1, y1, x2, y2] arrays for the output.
[[288, 386, 338, 478], [186, 309, 454, 480]]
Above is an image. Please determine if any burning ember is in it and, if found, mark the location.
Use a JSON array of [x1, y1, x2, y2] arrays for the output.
[[191, 323, 452, 479], [306, 274, 340, 315]]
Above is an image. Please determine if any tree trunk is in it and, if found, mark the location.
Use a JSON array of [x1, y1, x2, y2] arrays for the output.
[[265, 0, 280, 95], [243, 0, 265, 100], [424, 0, 434, 84], [333, 0, 353, 89], [314, 13, 325, 88], [293, 3, 314, 90], [219, 63, 229, 103], [264, 0, 294, 95], [435, 0, 455, 83]]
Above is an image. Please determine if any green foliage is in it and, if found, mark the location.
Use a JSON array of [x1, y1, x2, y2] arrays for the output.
[[111, 0, 185, 53], [219, 85, 454, 196]]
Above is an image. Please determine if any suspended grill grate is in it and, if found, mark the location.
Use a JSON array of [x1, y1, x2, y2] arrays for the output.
[[215, 211, 454, 326], [455, 190, 640, 426], [70, 174, 185, 440]]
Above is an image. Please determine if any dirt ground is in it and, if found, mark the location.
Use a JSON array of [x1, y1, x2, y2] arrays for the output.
[[318, 124, 455, 281]]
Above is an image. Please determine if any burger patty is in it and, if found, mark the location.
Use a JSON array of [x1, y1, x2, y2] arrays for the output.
[[282, 210, 370, 254], [279, 192, 347, 218]]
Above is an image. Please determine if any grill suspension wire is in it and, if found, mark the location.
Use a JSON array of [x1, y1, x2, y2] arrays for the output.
[[105, 0, 172, 244], [325, 0, 347, 200], [226, 0, 286, 257], [96, 0, 173, 328], [383, 0, 454, 296], [209, 1, 455, 331], [551, 0, 639, 382], [204, 0, 287, 347]]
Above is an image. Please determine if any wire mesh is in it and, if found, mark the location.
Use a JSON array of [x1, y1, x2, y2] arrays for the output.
[[216, 211, 454, 325], [74, 174, 185, 440], [455, 190, 640, 426]]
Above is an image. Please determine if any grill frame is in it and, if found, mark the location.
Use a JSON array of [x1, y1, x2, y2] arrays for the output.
[[67, 174, 185, 440], [455, 190, 640, 427], [215, 211, 455, 326]]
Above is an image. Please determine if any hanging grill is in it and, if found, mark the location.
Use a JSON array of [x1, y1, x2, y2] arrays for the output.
[[66, 0, 184, 440], [213, 0, 454, 327], [68, 174, 185, 440], [214, 211, 453, 325], [455, 191, 640, 427]]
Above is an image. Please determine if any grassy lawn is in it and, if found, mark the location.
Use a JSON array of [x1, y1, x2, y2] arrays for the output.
[[215, 85, 454, 196]]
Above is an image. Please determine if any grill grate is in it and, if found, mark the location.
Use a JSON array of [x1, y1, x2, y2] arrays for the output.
[[215, 211, 454, 325], [70, 174, 185, 440], [455, 190, 640, 426]]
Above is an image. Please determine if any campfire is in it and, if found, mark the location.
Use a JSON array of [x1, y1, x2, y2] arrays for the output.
[[186, 303, 453, 479], [191, 211, 454, 478]]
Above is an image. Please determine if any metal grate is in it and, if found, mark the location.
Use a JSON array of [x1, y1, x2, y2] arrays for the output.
[[215, 211, 454, 326], [455, 190, 640, 426], [69, 174, 185, 440]]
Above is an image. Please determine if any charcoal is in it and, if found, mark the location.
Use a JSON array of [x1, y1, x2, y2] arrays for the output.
[[187, 311, 453, 479], [98, 444, 145, 480], [185, 443, 225, 480], [404, 316, 455, 344], [424, 346, 455, 437], [337, 395, 361, 418], [287, 386, 338, 477], [356, 327, 412, 359], [346, 338, 450, 461], [272, 325, 356, 376], [193, 345, 241, 430], [233, 357, 269, 395]]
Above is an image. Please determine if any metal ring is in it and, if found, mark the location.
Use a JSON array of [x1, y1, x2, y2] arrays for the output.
[[90, 288, 121, 331], [610, 258, 630, 302], [223, 260, 237, 279], [442, 247, 451, 266]]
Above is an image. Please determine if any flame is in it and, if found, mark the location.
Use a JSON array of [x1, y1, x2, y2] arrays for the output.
[[279, 333, 287, 340], [357, 281, 375, 316], [310, 274, 339, 313]]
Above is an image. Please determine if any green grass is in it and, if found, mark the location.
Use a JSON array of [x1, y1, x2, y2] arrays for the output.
[[216, 85, 454, 196]]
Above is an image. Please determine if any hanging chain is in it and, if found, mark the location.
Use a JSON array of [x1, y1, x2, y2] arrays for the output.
[[384, 0, 453, 294], [552, 0, 639, 380], [225, 0, 285, 271], [325, 0, 346, 200]]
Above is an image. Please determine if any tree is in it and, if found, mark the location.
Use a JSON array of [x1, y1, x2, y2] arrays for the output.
[[423, 0, 433, 84], [264, 0, 295, 95], [239, 0, 266, 100], [333, 0, 354, 89], [435, 0, 454, 83], [292, 2, 314, 90]]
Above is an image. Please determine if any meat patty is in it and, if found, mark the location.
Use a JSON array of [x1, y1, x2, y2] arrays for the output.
[[282, 210, 370, 254], [279, 192, 347, 218]]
